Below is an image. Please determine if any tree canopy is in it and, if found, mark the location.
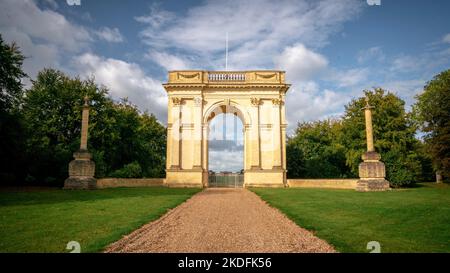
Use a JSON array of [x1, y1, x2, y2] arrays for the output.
[[22, 69, 166, 185], [287, 88, 433, 187], [414, 69, 450, 179], [0, 35, 27, 184]]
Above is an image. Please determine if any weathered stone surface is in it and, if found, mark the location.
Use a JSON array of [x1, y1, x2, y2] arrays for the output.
[[436, 171, 443, 183], [359, 160, 386, 178], [64, 176, 97, 190], [361, 151, 381, 162], [96, 178, 165, 189], [64, 153, 97, 189], [356, 179, 390, 192], [288, 179, 358, 189], [68, 154, 95, 177]]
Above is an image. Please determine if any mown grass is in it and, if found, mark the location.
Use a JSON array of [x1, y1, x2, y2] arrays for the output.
[[252, 183, 450, 253], [0, 187, 200, 253]]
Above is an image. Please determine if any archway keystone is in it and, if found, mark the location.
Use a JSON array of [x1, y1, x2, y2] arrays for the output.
[[163, 70, 290, 188]]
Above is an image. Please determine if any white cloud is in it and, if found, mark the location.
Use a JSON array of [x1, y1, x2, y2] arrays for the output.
[[275, 44, 328, 82], [147, 51, 192, 71], [285, 85, 351, 132], [136, 0, 363, 70], [331, 68, 370, 88], [381, 79, 426, 108], [3, 29, 61, 86], [357, 46, 385, 63], [95, 27, 124, 43], [0, 0, 92, 52], [0, 0, 95, 83], [390, 55, 421, 72], [72, 53, 167, 122], [443, 33, 450, 44], [209, 150, 243, 172]]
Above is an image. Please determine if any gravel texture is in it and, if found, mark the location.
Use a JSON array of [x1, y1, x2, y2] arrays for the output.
[[104, 188, 336, 253]]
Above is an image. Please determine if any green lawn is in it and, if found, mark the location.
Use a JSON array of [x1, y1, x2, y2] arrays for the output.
[[252, 183, 450, 253], [0, 187, 200, 253]]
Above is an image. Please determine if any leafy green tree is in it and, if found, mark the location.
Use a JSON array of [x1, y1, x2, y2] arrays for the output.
[[0, 35, 27, 184], [0, 34, 26, 112], [286, 139, 306, 178], [23, 69, 111, 185], [414, 69, 450, 180], [341, 88, 422, 187], [23, 69, 167, 185], [91, 99, 166, 178], [287, 119, 352, 178]]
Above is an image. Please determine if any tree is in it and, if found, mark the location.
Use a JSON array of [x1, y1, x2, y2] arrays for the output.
[[414, 69, 450, 180], [341, 88, 423, 187], [0, 34, 26, 112], [286, 139, 305, 178], [0, 35, 27, 184], [90, 98, 166, 178], [23, 69, 111, 185], [287, 119, 352, 178], [22, 69, 167, 185]]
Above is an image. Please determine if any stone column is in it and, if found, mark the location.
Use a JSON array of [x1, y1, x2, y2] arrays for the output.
[[356, 96, 390, 192], [202, 123, 209, 186], [80, 98, 89, 151], [250, 98, 261, 170], [244, 124, 251, 171], [280, 94, 287, 172], [193, 97, 203, 170], [271, 98, 282, 169], [364, 98, 375, 152], [64, 96, 96, 189], [170, 97, 181, 170]]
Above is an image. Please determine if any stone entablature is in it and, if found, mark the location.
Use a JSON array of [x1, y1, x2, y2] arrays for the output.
[[165, 70, 288, 86]]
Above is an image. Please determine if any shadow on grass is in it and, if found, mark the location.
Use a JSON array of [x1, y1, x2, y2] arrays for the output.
[[0, 187, 201, 207]]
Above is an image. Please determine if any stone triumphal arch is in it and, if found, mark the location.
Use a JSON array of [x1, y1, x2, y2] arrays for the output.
[[163, 70, 290, 188]]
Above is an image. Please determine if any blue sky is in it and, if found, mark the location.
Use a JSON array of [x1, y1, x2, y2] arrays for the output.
[[1, 0, 449, 171]]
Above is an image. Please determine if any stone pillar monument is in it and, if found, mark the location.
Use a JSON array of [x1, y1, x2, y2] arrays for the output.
[[436, 171, 443, 183], [64, 96, 96, 189], [356, 96, 390, 192]]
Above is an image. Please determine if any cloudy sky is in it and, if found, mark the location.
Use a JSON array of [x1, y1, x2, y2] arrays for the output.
[[1, 0, 450, 171]]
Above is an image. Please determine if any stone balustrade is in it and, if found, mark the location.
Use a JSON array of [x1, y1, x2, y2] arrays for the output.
[[165, 70, 287, 85], [208, 72, 245, 81]]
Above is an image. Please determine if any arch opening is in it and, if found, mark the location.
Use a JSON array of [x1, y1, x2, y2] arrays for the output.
[[206, 105, 245, 188]]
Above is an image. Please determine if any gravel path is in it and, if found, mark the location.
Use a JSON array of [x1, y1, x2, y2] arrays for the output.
[[104, 188, 336, 253]]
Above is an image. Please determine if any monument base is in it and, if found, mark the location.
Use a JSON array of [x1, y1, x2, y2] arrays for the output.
[[356, 179, 390, 192], [64, 176, 97, 190], [356, 151, 390, 192], [64, 150, 97, 190]]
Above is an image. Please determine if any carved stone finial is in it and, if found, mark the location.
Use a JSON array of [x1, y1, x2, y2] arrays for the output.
[[84, 95, 89, 107]]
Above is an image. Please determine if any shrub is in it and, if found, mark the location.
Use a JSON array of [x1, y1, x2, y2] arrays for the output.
[[109, 161, 142, 178]]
